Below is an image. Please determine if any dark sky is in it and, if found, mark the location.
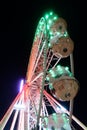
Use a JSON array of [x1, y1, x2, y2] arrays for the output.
[[0, 0, 87, 129]]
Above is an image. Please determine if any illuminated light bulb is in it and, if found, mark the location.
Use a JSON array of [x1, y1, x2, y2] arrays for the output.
[[49, 12, 53, 15], [19, 79, 24, 92], [46, 76, 50, 81], [44, 117, 49, 124], [64, 31, 68, 37], [48, 19, 52, 24], [65, 66, 69, 71], [49, 69, 55, 77], [47, 25, 50, 30], [50, 36, 53, 39], [49, 83, 53, 90], [48, 43, 52, 48], [45, 14, 49, 19], [53, 16, 58, 20], [49, 31, 53, 35], [14, 104, 25, 110], [57, 64, 61, 69], [52, 113, 58, 124]]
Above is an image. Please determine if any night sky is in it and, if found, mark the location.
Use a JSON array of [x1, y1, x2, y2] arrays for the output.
[[0, 0, 87, 129]]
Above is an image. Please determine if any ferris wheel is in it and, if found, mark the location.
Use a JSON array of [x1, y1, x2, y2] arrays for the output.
[[0, 11, 87, 130]]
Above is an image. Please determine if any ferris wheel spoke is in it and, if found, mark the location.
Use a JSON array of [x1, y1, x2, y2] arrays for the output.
[[51, 54, 62, 69], [31, 42, 45, 77], [46, 52, 54, 70], [30, 72, 43, 85], [45, 94, 58, 113], [26, 18, 46, 83]]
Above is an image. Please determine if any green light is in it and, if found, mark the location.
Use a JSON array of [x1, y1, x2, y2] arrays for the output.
[[47, 25, 50, 30], [49, 12, 53, 15], [39, 25, 42, 29], [62, 113, 66, 117], [65, 66, 69, 71], [50, 36, 53, 39], [64, 31, 68, 37], [69, 72, 73, 77], [52, 113, 56, 116], [46, 76, 50, 81], [48, 43, 52, 47], [57, 32, 60, 36], [45, 14, 49, 19], [49, 69, 56, 77], [52, 113, 57, 123], [40, 20, 44, 25], [49, 31, 53, 35], [53, 16, 58, 20], [48, 19, 52, 24], [57, 65, 62, 70], [62, 113, 68, 123], [49, 83, 53, 90], [44, 117, 48, 124]]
